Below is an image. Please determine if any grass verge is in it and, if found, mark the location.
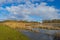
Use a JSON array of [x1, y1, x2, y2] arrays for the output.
[[0, 24, 29, 40]]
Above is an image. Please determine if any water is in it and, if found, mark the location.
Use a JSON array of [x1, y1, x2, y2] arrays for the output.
[[20, 28, 60, 40]]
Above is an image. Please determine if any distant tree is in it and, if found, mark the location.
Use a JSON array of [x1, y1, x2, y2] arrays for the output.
[[42, 19, 60, 23]]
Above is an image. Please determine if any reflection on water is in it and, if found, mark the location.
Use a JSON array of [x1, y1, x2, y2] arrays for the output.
[[20, 28, 60, 40]]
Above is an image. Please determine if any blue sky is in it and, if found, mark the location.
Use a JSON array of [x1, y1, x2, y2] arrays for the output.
[[0, 0, 60, 22]]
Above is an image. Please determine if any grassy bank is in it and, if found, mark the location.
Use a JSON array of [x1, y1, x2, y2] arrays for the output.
[[0, 24, 29, 40]]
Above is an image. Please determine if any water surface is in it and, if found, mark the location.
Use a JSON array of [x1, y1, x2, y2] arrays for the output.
[[20, 28, 60, 40]]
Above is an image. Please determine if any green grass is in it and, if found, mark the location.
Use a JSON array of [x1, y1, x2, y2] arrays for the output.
[[0, 24, 29, 40]]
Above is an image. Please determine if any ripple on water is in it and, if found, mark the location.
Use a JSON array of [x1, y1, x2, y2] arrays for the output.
[[20, 29, 60, 40]]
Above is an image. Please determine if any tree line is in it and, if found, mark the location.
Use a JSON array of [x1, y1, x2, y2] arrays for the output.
[[42, 19, 60, 23]]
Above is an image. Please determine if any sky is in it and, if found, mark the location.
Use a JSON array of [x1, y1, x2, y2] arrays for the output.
[[0, 0, 60, 22]]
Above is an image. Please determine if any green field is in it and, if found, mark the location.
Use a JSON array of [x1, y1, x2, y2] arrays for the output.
[[0, 24, 29, 40]]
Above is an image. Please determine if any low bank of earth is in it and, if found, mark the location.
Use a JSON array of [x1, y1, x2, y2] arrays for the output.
[[0, 24, 30, 40]]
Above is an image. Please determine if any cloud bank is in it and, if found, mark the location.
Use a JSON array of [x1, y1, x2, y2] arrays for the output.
[[0, 0, 60, 21]]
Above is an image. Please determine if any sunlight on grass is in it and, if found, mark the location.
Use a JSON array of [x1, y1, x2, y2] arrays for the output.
[[0, 24, 29, 40]]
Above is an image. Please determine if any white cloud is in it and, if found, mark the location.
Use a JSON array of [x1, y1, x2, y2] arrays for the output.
[[5, 2, 60, 21], [0, 0, 54, 5], [32, 3, 59, 19], [0, 0, 59, 21]]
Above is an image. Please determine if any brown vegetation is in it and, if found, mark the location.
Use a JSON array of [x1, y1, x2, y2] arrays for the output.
[[0, 20, 60, 30], [0, 20, 40, 29], [53, 33, 60, 40]]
